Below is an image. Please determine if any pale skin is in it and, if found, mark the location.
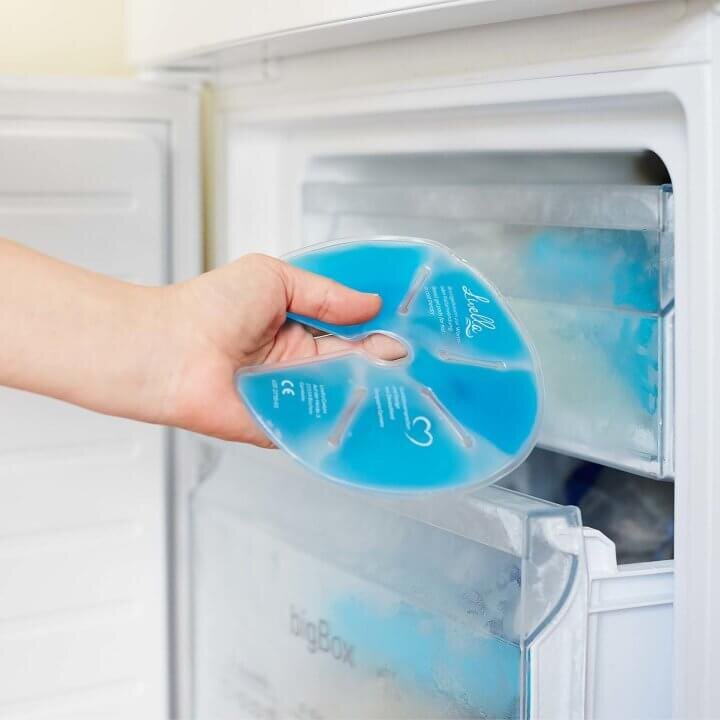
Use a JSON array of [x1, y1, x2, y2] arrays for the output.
[[0, 237, 404, 448]]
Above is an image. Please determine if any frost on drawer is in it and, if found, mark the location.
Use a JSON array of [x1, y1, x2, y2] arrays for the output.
[[301, 153, 674, 478], [191, 444, 589, 720]]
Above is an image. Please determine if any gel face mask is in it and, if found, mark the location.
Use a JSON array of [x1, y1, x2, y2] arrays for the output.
[[236, 237, 542, 492]]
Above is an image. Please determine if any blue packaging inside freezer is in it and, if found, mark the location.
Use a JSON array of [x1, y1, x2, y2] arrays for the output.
[[235, 237, 542, 493]]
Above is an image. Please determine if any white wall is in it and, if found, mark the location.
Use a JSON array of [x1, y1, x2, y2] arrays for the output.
[[0, 0, 129, 76], [127, 0, 449, 65]]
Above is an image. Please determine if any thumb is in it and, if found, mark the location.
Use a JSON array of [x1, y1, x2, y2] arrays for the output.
[[274, 258, 382, 325]]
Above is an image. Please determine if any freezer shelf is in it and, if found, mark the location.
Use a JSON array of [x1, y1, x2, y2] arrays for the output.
[[191, 444, 589, 720], [301, 156, 674, 478], [511, 299, 670, 476]]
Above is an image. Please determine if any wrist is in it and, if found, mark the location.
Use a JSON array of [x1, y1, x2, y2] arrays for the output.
[[132, 282, 190, 428], [144, 279, 220, 432]]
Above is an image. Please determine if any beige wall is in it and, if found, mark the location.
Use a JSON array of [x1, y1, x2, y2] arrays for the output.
[[0, 0, 130, 76]]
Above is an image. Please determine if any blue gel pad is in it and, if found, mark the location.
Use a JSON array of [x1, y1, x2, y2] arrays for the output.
[[235, 237, 542, 492]]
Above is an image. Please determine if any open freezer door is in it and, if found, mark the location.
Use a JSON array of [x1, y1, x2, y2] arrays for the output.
[[0, 80, 200, 719]]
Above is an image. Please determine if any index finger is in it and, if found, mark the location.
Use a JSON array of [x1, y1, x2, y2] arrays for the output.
[[275, 259, 382, 325]]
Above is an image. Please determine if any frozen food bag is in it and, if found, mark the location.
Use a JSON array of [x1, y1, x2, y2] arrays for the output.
[[235, 237, 542, 492]]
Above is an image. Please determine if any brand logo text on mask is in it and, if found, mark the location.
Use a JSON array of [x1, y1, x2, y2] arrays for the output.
[[462, 285, 495, 338]]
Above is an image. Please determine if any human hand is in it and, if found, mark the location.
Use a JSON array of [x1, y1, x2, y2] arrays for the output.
[[160, 253, 404, 447], [0, 239, 403, 447]]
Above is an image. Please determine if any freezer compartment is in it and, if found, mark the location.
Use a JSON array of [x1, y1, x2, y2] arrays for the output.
[[191, 443, 588, 720], [191, 444, 674, 720], [301, 152, 674, 478], [499, 448, 674, 565]]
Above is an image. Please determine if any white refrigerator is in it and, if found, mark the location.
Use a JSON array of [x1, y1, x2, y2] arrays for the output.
[[1, 2, 717, 718]]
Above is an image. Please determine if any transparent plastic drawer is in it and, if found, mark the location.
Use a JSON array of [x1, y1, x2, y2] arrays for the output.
[[192, 444, 589, 720], [301, 154, 674, 478]]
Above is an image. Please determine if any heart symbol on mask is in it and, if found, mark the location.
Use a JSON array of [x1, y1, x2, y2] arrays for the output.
[[405, 415, 434, 448]]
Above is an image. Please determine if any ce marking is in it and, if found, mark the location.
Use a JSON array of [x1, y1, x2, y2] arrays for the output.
[[281, 379, 295, 397]]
